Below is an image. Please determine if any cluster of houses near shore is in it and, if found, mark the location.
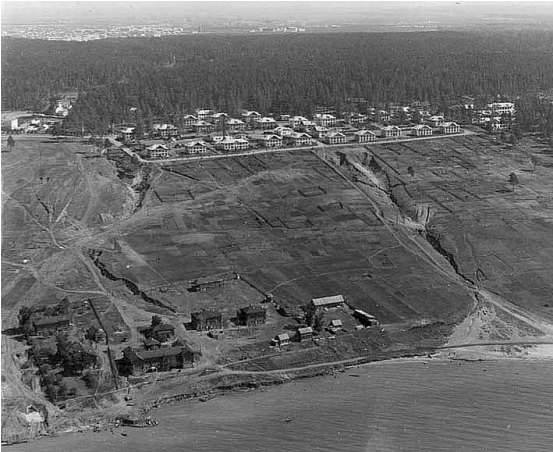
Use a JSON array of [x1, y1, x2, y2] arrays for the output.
[[116, 293, 381, 376], [115, 106, 464, 160]]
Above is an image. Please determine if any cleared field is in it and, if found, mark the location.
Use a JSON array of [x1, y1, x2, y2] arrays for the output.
[[354, 135, 553, 320], [104, 150, 473, 329]]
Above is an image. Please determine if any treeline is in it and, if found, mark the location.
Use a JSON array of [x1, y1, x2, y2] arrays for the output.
[[3, 31, 553, 133]]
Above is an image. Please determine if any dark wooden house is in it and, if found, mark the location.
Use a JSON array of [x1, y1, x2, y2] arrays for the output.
[[119, 344, 197, 376], [143, 338, 161, 350], [151, 323, 175, 342], [191, 310, 223, 331], [237, 305, 266, 326], [296, 326, 314, 342], [32, 315, 71, 337]]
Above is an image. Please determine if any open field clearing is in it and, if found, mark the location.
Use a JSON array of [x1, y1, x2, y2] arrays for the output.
[[338, 134, 553, 321], [100, 150, 473, 328]]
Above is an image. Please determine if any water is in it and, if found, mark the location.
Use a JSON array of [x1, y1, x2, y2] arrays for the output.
[[12, 359, 553, 452]]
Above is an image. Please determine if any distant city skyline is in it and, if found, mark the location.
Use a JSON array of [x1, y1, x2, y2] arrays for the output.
[[2, 1, 553, 27]]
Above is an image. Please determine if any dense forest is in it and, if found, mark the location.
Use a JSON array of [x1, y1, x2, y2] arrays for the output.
[[3, 31, 553, 133]]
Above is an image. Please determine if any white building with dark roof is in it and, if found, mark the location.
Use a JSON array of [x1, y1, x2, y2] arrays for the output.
[[354, 130, 377, 142], [439, 122, 461, 134], [324, 131, 347, 145], [314, 113, 337, 126], [256, 117, 277, 129], [410, 124, 433, 137]]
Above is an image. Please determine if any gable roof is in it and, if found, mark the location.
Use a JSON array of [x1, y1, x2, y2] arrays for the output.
[[184, 140, 207, 147], [153, 123, 177, 130], [311, 295, 344, 307], [276, 333, 290, 341], [274, 126, 293, 132], [239, 305, 266, 315], [147, 144, 169, 151], [290, 132, 312, 139], [354, 309, 376, 319], [191, 310, 222, 322], [152, 323, 175, 333], [262, 134, 282, 141], [354, 130, 376, 136], [297, 326, 314, 335], [226, 118, 244, 124], [325, 131, 346, 138], [33, 315, 70, 327], [133, 346, 189, 361]]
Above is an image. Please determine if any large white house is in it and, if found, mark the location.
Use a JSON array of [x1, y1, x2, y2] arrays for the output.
[[117, 127, 135, 142], [286, 132, 313, 146], [378, 125, 401, 138], [427, 115, 445, 127], [241, 110, 262, 123], [193, 120, 214, 133], [289, 116, 310, 128], [439, 122, 461, 134], [324, 131, 347, 145], [152, 123, 178, 138], [256, 117, 277, 129], [182, 140, 208, 154], [183, 114, 198, 126], [486, 102, 515, 115], [146, 144, 170, 159], [314, 113, 337, 126], [354, 130, 377, 142], [273, 126, 295, 137], [410, 124, 433, 137], [261, 134, 283, 148], [215, 136, 250, 152], [226, 118, 246, 131], [196, 109, 213, 120]]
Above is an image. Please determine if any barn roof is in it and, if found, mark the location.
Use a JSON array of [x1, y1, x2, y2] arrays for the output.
[[297, 327, 314, 335], [311, 295, 344, 307]]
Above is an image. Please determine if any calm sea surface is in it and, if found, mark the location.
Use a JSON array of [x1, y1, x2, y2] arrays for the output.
[[12, 359, 553, 452]]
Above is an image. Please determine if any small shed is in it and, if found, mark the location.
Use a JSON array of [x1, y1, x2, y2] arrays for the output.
[[330, 319, 343, 329]]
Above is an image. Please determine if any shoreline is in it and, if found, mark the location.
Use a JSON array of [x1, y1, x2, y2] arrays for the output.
[[11, 345, 553, 448], [131, 343, 553, 416]]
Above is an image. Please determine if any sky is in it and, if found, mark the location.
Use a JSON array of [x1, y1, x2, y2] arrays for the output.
[[2, 1, 553, 26]]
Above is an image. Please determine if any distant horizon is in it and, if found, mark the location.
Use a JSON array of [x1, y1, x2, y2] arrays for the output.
[[2, 1, 553, 27]]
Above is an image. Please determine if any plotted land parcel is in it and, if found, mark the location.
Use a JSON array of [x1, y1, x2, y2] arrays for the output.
[[101, 149, 473, 327]]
